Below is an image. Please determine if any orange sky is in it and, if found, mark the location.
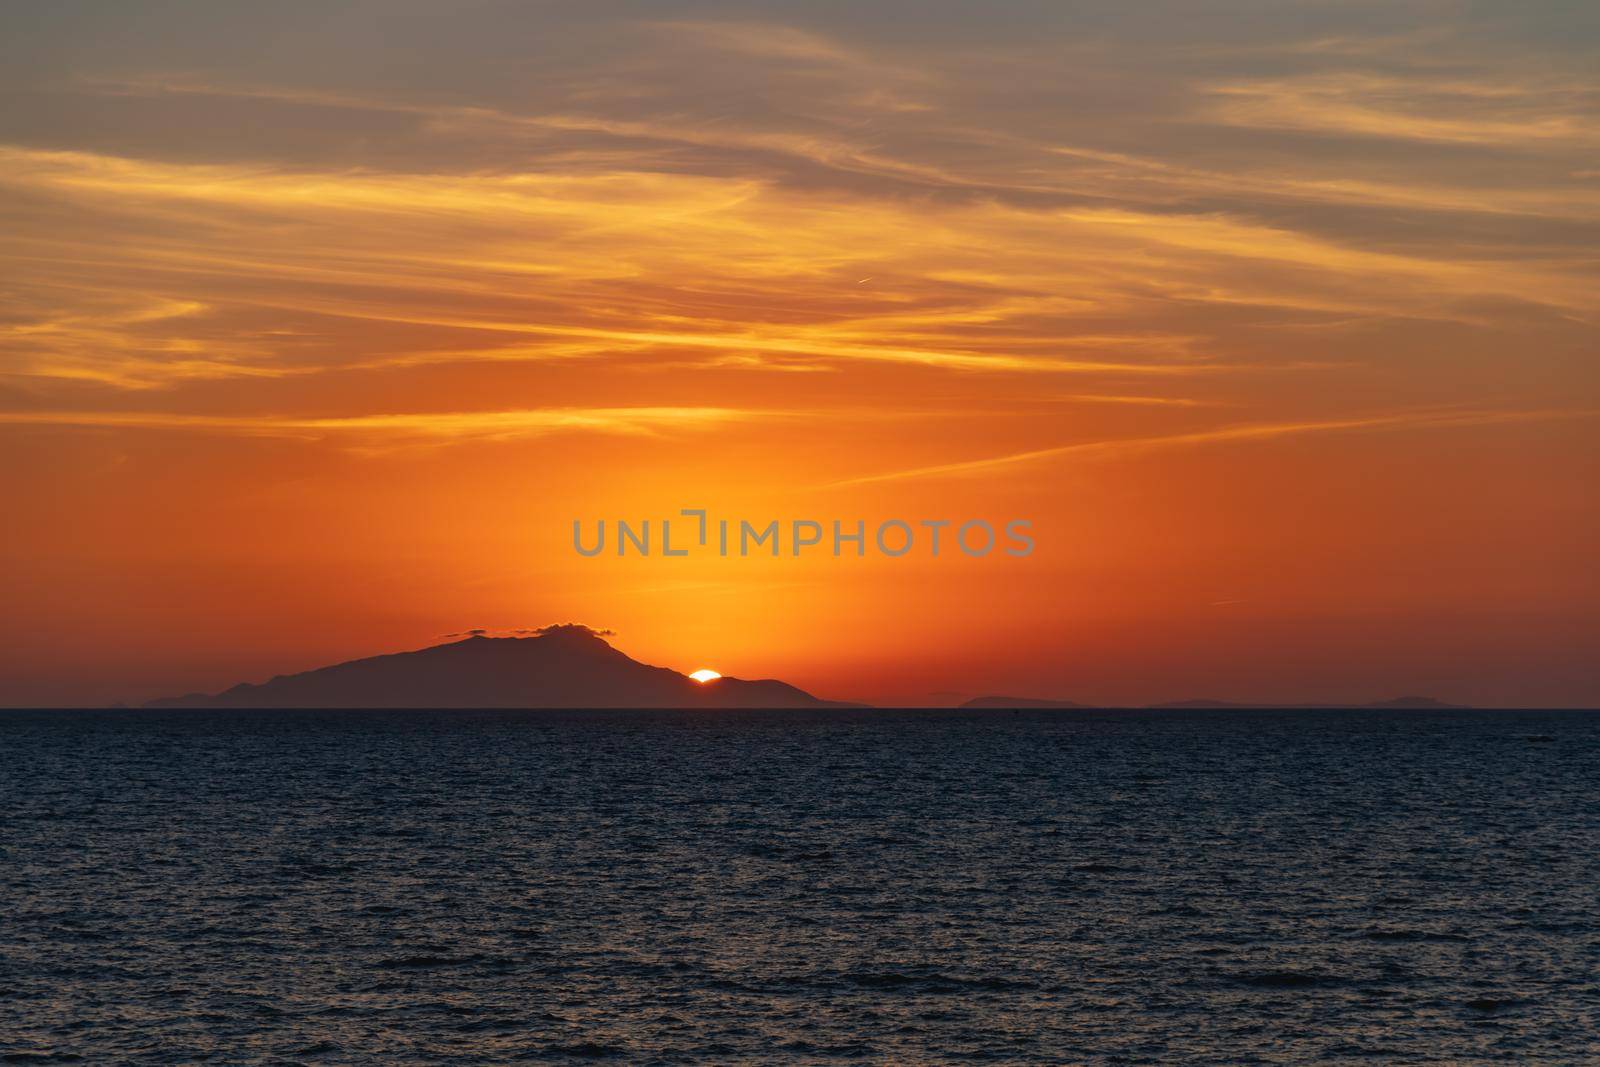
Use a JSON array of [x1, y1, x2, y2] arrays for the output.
[[2, 2, 1596, 707]]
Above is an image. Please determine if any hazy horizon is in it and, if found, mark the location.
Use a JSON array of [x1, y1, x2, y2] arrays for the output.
[[6, 625, 1588, 710]]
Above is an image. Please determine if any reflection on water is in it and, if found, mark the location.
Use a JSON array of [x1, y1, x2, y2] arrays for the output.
[[1, 708, 1596, 1063]]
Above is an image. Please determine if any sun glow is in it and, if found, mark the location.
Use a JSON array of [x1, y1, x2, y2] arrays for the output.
[[689, 669, 721, 683]]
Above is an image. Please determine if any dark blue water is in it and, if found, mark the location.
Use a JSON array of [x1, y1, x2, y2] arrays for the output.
[[1, 709, 1596, 1064]]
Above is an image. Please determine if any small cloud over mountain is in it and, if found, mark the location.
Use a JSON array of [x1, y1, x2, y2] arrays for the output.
[[531, 623, 616, 638], [441, 624, 616, 640]]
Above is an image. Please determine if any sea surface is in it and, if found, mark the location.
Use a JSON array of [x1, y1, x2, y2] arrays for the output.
[[1, 708, 1596, 1064]]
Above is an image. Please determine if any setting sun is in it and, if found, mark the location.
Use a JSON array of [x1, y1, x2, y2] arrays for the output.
[[689, 669, 721, 683]]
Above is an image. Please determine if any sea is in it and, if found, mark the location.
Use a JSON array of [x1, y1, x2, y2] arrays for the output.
[[1, 708, 1596, 1064]]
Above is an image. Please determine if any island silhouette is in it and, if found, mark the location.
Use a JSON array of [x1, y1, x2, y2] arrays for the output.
[[141, 624, 1465, 710], [145, 624, 859, 709]]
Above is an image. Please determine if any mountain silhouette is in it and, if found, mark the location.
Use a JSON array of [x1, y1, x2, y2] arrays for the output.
[[145, 625, 859, 709]]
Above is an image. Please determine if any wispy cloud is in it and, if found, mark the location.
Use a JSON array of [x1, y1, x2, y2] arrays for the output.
[[6, 136, 1591, 398], [1202, 72, 1600, 147], [1052, 394, 1210, 407], [821, 409, 1599, 489], [0, 406, 754, 443]]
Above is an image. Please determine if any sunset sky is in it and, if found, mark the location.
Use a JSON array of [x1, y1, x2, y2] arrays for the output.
[[2, 1, 1596, 707]]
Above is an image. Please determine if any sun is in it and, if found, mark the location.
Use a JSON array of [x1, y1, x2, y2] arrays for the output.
[[689, 669, 721, 683]]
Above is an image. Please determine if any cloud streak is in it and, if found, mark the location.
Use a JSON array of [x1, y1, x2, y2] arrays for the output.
[[0, 406, 755, 443], [821, 409, 1599, 489], [1203, 71, 1600, 147], [4, 133, 1591, 397]]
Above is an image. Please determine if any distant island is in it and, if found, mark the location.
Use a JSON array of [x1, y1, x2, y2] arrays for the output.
[[145, 625, 858, 709], [960, 695, 1468, 710], [960, 696, 1094, 709]]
